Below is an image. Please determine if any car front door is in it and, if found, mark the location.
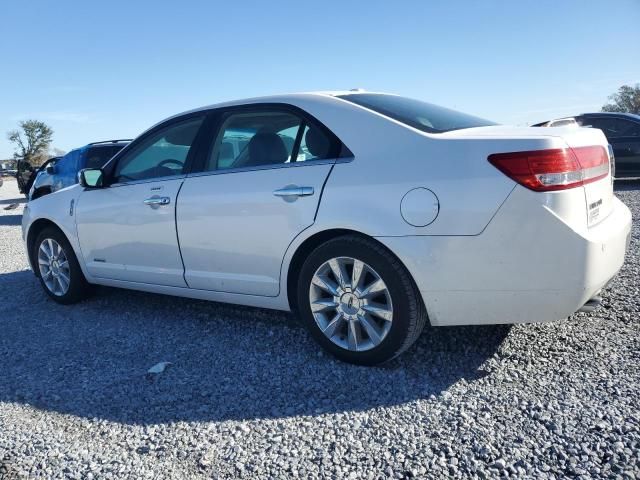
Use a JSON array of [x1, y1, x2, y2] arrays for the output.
[[75, 115, 205, 286], [177, 107, 345, 296]]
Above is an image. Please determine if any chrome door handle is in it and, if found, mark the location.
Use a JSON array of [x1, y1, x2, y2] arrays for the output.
[[144, 196, 171, 207], [273, 186, 314, 197]]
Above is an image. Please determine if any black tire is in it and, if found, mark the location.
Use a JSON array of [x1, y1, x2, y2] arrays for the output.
[[33, 227, 92, 304], [297, 235, 427, 365]]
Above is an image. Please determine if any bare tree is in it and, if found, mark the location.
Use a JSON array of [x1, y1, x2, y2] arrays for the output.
[[602, 84, 640, 114], [7, 120, 54, 166]]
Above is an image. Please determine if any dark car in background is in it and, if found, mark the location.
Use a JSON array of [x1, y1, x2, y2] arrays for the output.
[[18, 156, 61, 196], [16, 159, 39, 195], [534, 112, 640, 178], [29, 140, 130, 200]]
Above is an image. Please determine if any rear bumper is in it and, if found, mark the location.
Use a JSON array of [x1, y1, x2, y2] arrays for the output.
[[377, 189, 632, 326]]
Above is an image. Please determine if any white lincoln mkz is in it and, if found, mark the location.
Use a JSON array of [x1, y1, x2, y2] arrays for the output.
[[22, 91, 632, 364]]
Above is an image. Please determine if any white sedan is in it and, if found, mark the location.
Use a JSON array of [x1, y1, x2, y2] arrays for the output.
[[22, 92, 632, 364]]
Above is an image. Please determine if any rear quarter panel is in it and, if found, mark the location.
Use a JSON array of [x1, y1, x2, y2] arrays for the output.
[[287, 95, 564, 236], [316, 137, 531, 236]]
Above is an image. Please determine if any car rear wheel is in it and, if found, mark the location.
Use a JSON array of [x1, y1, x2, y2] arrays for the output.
[[297, 235, 427, 365], [34, 227, 92, 304]]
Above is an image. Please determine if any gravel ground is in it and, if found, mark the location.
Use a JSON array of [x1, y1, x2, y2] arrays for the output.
[[0, 177, 638, 479]]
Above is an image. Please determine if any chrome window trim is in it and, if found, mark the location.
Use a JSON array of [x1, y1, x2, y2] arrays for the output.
[[186, 156, 353, 179], [108, 173, 187, 188]]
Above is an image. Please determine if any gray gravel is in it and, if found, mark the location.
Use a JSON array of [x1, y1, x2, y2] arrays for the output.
[[0, 177, 639, 479]]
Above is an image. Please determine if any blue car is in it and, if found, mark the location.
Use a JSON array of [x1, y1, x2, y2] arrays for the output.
[[29, 140, 130, 200]]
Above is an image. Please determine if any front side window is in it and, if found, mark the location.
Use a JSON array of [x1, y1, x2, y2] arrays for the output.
[[206, 110, 334, 171], [337, 93, 497, 133], [114, 117, 203, 183]]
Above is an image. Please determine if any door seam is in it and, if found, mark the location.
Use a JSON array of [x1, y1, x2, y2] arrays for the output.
[[174, 180, 190, 287], [275, 162, 336, 298], [313, 163, 335, 221]]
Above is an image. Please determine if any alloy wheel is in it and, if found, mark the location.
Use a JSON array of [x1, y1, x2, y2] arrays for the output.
[[38, 238, 71, 296], [309, 256, 393, 352]]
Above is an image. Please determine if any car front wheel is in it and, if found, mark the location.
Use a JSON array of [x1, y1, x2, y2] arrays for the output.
[[297, 235, 427, 365], [34, 227, 92, 304]]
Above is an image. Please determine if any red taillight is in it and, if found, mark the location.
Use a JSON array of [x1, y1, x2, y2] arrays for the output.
[[488, 146, 609, 192]]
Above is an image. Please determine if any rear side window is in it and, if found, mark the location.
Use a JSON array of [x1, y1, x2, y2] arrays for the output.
[[85, 145, 126, 169], [299, 124, 332, 161], [581, 118, 640, 138], [337, 93, 496, 133], [206, 110, 336, 171]]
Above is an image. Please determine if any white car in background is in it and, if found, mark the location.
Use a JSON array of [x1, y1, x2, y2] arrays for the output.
[[22, 91, 632, 364], [533, 117, 579, 128]]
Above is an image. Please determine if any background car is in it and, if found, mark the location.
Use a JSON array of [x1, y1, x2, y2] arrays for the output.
[[533, 117, 579, 128], [0, 160, 17, 177], [16, 159, 36, 194], [29, 140, 130, 200], [19, 156, 61, 198], [533, 112, 640, 178]]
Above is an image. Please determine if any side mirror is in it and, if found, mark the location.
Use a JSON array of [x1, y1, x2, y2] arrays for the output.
[[78, 168, 104, 188], [45, 164, 56, 175]]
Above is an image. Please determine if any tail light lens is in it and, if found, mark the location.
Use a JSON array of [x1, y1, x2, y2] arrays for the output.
[[488, 146, 609, 192]]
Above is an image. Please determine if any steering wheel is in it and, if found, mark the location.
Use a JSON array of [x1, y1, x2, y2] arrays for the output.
[[158, 159, 184, 169]]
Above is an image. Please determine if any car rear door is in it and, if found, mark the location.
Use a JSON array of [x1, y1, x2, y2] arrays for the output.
[[75, 114, 206, 286], [176, 106, 342, 296]]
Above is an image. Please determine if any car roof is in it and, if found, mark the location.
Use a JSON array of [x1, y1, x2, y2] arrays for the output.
[[579, 112, 640, 121], [60, 140, 130, 158], [142, 90, 392, 135], [193, 90, 386, 112], [86, 139, 132, 147]]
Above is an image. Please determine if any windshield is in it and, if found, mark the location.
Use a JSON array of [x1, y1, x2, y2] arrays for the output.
[[337, 93, 497, 133], [85, 145, 127, 169]]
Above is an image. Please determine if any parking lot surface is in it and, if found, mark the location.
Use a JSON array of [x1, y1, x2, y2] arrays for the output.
[[0, 178, 638, 479]]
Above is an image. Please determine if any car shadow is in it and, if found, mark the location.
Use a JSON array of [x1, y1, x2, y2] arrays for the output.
[[0, 197, 26, 205], [614, 178, 640, 191], [0, 214, 22, 226], [0, 269, 510, 425]]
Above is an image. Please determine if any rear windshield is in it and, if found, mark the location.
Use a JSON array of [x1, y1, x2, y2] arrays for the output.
[[85, 145, 127, 169], [337, 93, 497, 133]]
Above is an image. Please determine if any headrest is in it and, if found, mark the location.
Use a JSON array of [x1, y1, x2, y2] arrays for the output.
[[305, 127, 331, 158], [248, 132, 288, 166]]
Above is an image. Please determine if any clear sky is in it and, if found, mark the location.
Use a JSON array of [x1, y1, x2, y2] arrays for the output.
[[1, 0, 639, 158]]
